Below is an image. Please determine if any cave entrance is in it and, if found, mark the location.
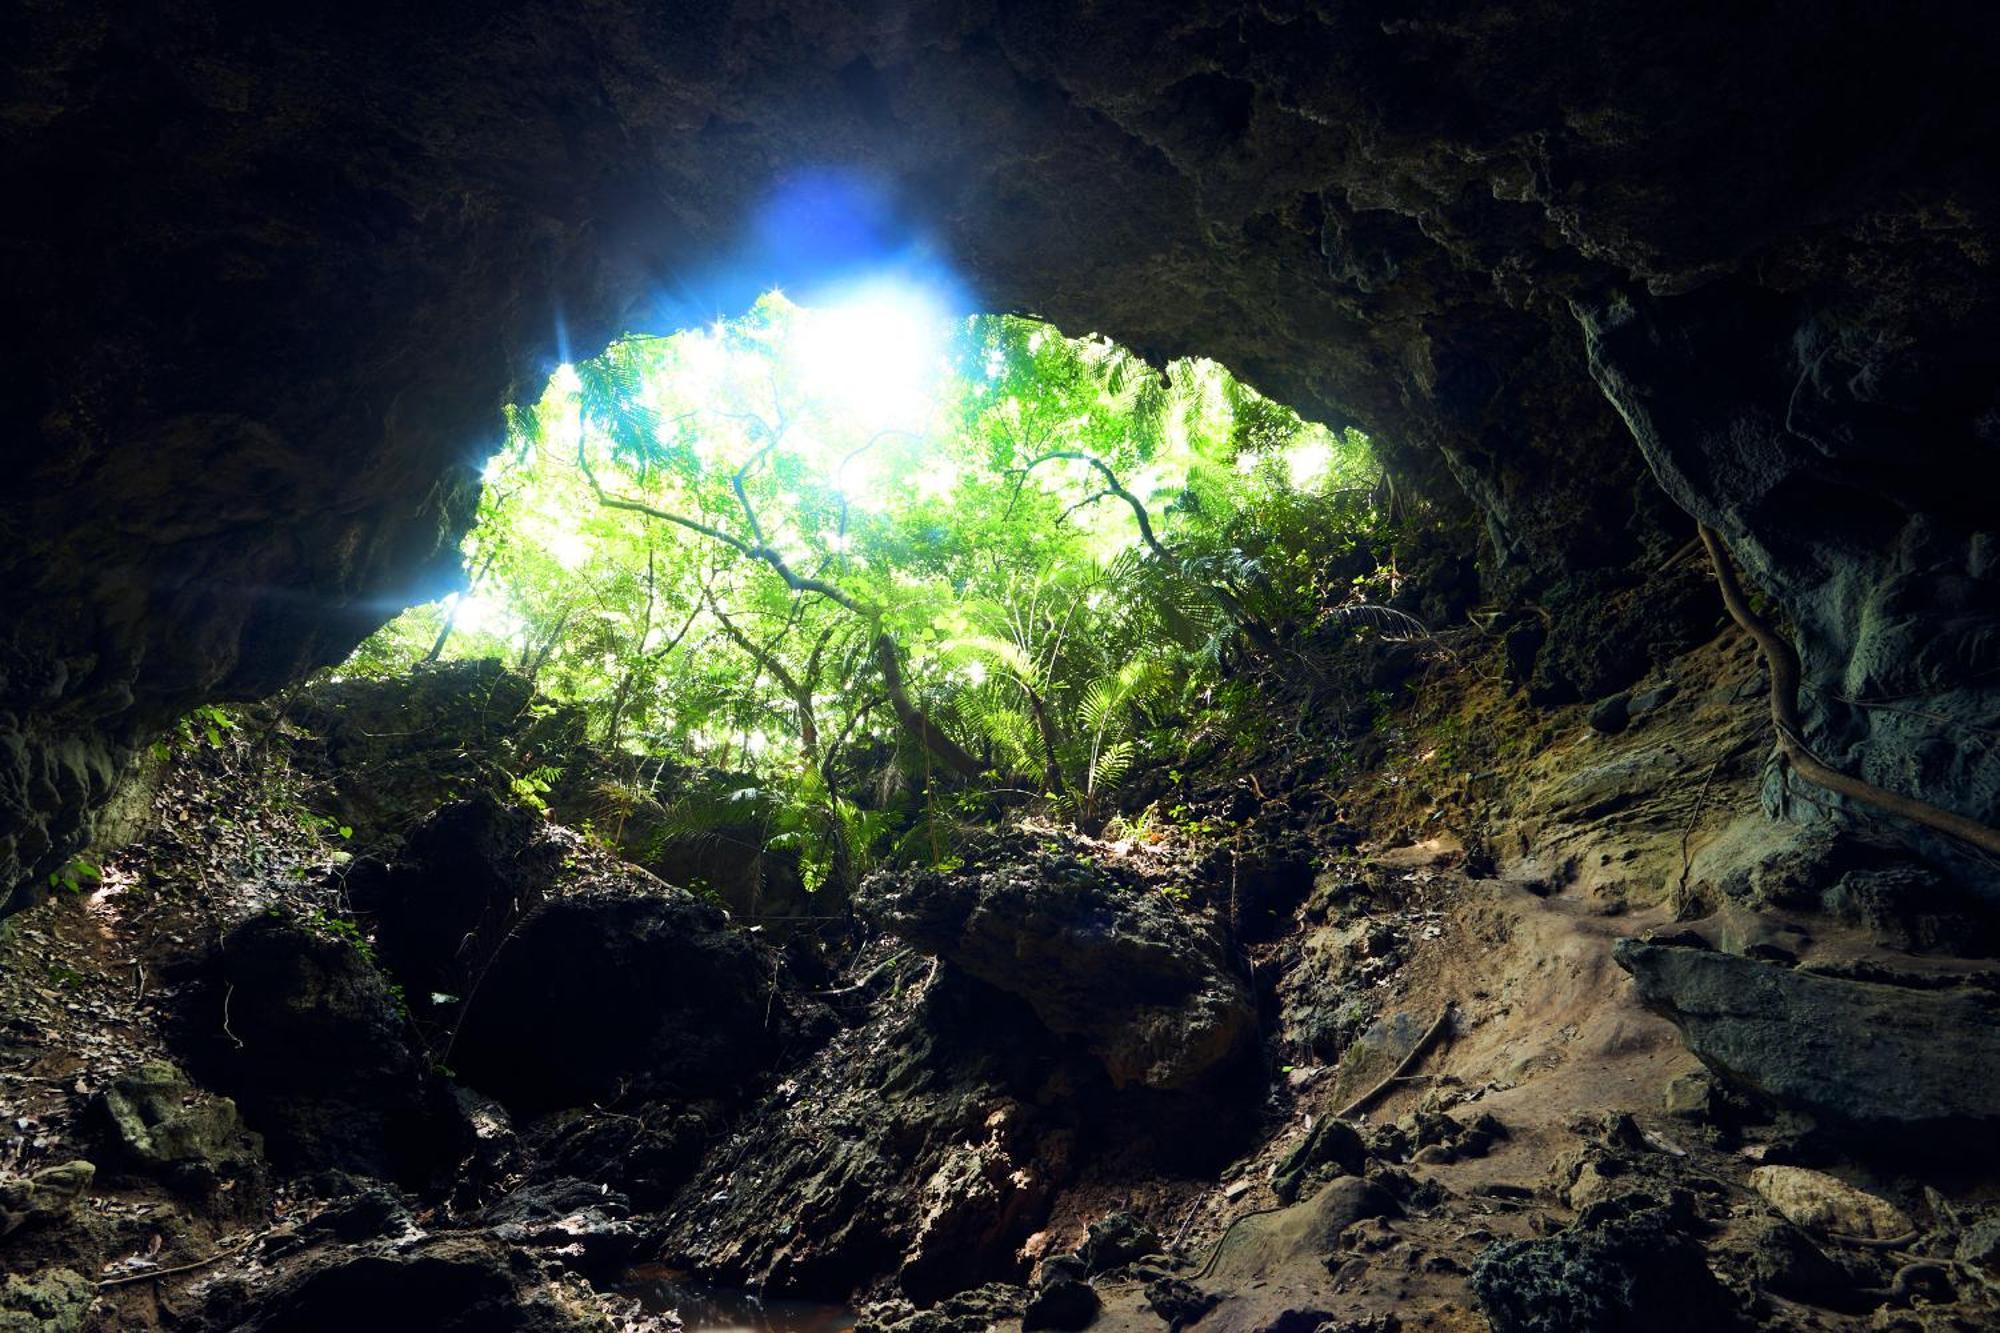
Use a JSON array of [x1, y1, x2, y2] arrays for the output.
[[346, 289, 1386, 899]]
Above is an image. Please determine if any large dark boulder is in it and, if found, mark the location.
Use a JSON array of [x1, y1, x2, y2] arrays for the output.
[[212, 1236, 591, 1333], [862, 848, 1255, 1091], [1614, 940, 2000, 1130], [657, 958, 1087, 1301], [447, 868, 797, 1113], [95, 1060, 263, 1202], [344, 795, 566, 1027], [178, 916, 464, 1187]]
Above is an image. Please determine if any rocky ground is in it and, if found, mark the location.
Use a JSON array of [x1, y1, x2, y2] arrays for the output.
[[4, 626, 2000, 1331]]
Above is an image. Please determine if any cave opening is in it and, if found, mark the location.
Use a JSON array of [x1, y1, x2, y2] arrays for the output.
[[346, 288, 1389, 902]]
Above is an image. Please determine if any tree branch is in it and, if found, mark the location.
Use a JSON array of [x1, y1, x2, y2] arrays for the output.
[[1019, 449, 1278, 653]]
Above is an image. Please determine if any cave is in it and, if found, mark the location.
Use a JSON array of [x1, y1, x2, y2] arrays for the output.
[[4, 4, 2000, 1331]]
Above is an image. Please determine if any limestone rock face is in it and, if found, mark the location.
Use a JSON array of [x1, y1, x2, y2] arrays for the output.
[[0, 1163, 94, 1240], [1614, 940, 2000, 1129], [863, 853, 1255, 1090], [5, 3, 1999, 911], [0, 1266, 92, 1333], [657, 961, 1081, 1301]]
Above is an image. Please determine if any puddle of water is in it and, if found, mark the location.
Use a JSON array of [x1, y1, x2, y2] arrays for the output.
[[622, 1268, 859, 1333]]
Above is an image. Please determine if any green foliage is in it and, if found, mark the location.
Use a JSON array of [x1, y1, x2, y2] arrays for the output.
[[348, 293, 1390, 878], [47, 856, 101, 896], [509, 763, 563, 814], [150, 703, 244, 764], [182, 704, 238, 750]]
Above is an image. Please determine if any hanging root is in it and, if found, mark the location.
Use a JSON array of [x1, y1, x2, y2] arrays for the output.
[[1699, 526, 2000, 857]]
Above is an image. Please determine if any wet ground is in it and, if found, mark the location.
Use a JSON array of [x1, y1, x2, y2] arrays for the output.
[[624, 1269, 859, 1333]]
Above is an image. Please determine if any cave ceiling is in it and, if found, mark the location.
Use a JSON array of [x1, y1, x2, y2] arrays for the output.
[[4, 1, 1997, 909]]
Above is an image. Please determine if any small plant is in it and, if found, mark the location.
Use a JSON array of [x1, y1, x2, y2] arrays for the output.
[[298, 908, 377, 963], [288, 807, 353, 842], [510, 763, 563, 813], [47, 856, 102, 896]]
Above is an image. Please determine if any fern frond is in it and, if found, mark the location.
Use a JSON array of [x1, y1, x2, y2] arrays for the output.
[[1087, 737, 1136, 796], [1329, 603, 1431, 642]]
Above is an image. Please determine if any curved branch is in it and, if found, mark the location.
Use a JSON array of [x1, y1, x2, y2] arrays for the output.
[[874, 633, 984, 780], [730, 430, 785, 545], [1700, 526, 2000, 857], [1060, 489, 1115, 524], [1020, 450, 1171, 560]]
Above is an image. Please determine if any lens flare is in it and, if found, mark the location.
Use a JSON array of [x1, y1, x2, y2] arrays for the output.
[[789, 280, 952, 428]]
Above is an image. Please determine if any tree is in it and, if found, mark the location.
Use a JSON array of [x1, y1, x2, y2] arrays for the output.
[[346, 292, 1387, 884]]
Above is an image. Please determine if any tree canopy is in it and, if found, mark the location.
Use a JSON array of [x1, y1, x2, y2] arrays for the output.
[[347, 292, 1387, 892]]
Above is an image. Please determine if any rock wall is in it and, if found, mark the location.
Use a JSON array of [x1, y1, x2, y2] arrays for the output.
[[6, 2, 1998, 909]]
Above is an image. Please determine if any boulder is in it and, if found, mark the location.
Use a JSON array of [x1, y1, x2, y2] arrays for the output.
[[0, 1162, 94, 1238], [1587, 694, 1631, 735], [858, 1284, 1030, 1333], [1272, 1118, 1366, 1203], [220, 1236, 591, 1333], [447, 867, 797, 1113], [1207, 1176, 1398, 1282], [1080, 1211, 1163, 1275], [526, 1103, 722, 1209], [1748, 1166, 1911, 1241], [1613, 940, 2000, 1129], [1957, 1212, 2000, 1272], [184, 916, 462, 1186], [1023, 1275, 1099, 1332], [656, 961, 1075, 1301], [96, 1062, 261, 1197], [0, 1267, 92, 1333], [344, 796, 567, 1026], [1472, 1198, 1740, 1332], [478, 1177, 641, 1277], [1144, 1277, 1219, 1327], [1729, 1217, 1852, 1306], [862, 851, 1255, 1090]]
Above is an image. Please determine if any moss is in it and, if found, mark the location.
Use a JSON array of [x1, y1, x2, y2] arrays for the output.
[[0, 1267, 92, 1333]]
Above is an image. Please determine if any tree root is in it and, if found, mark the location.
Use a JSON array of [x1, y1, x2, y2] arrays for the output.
[[1698, 526, 2000, 857], [1336, 1002, 1455, 1121]]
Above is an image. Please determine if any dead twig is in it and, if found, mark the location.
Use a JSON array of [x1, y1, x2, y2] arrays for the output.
[[808, 951, 912, 997], [1171, 1195, 1205, 1250], [220, 984, 244, 1050], [99, 1236, 260, 1289]]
